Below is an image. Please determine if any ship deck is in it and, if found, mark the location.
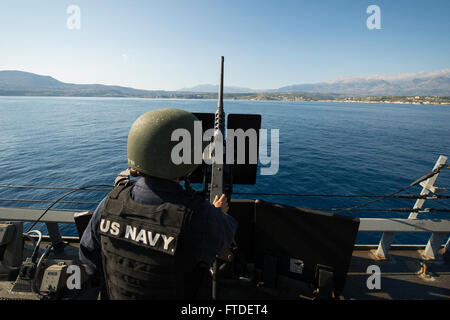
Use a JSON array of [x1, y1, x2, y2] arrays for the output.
[[343, 246, 450, 300], [1, 240, 448, 300]]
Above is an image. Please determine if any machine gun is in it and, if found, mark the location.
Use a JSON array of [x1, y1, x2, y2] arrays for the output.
[[191, 57, 234, 205], [209, 56, 229, 204], [186, 57, 360, 300], [208, 56, 231, 299], [188, 57, 262, 190], [186, 56, 264, 299]]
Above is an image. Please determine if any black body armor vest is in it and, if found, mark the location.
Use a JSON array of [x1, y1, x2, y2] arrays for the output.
[[98, 181, 206, 299]]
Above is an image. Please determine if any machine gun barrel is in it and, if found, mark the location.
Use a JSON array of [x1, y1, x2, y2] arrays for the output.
[[209, 56, 225, 203], [209, 56, 227, 300]]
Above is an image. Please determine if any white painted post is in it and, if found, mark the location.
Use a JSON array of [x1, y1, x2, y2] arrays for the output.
[[374, 155, 447, 260], [375, 232, 395, 259], [419, 156, 448, 260], [424, 233, 448, 260], [408, 155, 447, 219]]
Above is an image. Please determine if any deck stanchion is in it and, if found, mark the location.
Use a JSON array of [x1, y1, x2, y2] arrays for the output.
[[423, 232, 448, 260], [408, 155, 448, 219], [374, 155, 448, 260], [375, 232, 395, 260]]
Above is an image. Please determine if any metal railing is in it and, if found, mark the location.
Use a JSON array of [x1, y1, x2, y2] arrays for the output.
[[372, 155, 449, 260], [0, 155, 448, 259]]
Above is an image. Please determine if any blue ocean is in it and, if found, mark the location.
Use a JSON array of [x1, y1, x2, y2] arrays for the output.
[[0, 97, 449, 244]]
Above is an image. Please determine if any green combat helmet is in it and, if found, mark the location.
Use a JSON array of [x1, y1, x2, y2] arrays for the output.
[[127, 108, 200, 180]]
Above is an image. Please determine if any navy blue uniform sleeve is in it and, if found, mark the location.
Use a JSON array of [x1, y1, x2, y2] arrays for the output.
[[79, 197, 106, 278], [190, 200, 238, 267]]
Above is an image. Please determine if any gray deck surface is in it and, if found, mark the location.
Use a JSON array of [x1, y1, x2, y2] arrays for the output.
[[1, 243, 449, 300], [342, 249, 450, 300]]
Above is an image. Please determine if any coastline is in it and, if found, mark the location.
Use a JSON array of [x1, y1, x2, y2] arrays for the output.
[[0, 95, 449, 106], [272, 99, 450, 106]]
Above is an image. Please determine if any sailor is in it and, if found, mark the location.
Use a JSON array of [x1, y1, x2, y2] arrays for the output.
[[79, 108, 237, 299]]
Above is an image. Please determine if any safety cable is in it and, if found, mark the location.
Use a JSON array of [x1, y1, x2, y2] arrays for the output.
[[232, 193, 450, 199], [1, 192, 449, 202], [333, 164, 447, 214], [0, 185, 111, 191], [0, 198, 100, 205], [25, 184, 113, 233], [0, 164, 447, 221], [307, 208, 450, 213]]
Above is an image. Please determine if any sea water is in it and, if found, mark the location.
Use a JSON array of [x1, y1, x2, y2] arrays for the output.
[[0, 96, 449, 244]]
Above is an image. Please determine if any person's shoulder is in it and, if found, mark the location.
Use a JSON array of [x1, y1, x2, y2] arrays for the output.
[[97, 196, 108, 210], [92, 196, 108, 220]]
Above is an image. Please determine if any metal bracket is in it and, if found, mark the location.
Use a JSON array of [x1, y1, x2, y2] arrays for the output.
[[422, 232, 448, 260], [374, 232, 395, 260], [419, 182, 445, 194], [314, 265, 334, 299], [45, 222, 65, 253]]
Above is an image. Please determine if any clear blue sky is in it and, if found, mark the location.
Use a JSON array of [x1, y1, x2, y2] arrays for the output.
[[1, 0, 449, 90]]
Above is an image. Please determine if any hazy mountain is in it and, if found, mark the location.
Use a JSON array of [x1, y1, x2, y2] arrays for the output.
[[178, 84, 256, 93], [0, 70, 166, 97], [0, 71, 63, 89], [1, 69, 449, 97], [275, 69, 450, 96]]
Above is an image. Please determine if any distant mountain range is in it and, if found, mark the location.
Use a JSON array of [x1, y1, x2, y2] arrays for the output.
[[0, 70, 166, 97], [274, 69, 450, 96], [181, 69, 450, 96], [0, 69, 449, 97]]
